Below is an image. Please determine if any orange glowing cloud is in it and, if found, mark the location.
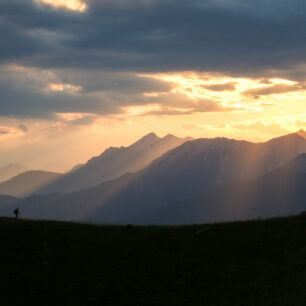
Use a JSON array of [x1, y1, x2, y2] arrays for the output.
[[140, 72, 306, 112], [0, 126, 26, 136], [120, 104, 162, 116]]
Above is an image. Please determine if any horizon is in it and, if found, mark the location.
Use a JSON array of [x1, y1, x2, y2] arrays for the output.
[[1, 129, 306, 173], [1, 0, 306, 171]]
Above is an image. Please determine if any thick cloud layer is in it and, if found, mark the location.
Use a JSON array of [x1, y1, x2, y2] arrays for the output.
[[0, 0, 305, 75], [0, 0, 305, 120]]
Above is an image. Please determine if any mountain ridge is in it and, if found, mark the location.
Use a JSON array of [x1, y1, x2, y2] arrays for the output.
[[11, 132, 306, 223], [137, 154, 306, 225], [39, 133, 192, 194], [0, 170, 62, 197]]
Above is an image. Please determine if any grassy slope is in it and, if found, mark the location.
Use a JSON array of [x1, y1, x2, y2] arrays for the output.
[[0, 216, 305, 306]]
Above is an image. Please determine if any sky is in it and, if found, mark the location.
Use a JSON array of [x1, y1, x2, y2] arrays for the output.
[[1, 0, 306, 171]]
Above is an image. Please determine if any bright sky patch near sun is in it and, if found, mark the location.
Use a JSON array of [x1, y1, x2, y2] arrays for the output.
[[36, 0, 87, 12], [138, 72, 306, 114], [48, 83, 82, 93]]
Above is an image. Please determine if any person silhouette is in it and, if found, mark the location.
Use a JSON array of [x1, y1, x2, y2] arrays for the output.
[[14, 208, 20, 219]]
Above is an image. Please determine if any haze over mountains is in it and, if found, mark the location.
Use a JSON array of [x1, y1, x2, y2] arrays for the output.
[[0, 195, 19, 215], [138, 154, 306, 224], [40, 133, 192, 194], [0, 171, 61, 198], [3, 131, 306, 224], [0, 163, 28, 183]]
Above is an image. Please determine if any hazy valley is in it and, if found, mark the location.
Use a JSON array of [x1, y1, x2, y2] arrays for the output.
[[1, 131, 306, 225]]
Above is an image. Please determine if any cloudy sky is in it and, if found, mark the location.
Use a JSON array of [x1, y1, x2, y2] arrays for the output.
[[1, 0, 306, 171]]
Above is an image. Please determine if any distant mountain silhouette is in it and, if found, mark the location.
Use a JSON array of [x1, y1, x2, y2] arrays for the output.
[[13, 132, 306, 223], [297, 129, 306, 139], [0, 171, 62, 197], [0, 163, 28, 183], [40, 133, 192, 194], [69, 164, 83, 173], [138, 154, 306, 224]]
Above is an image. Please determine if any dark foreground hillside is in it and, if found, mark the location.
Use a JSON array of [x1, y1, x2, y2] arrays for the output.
[[0, 216, 305, 306]]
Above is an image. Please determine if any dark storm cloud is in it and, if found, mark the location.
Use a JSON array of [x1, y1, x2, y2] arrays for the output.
[[0, 0, 305, 76], [0, 64, 228, 119], [58, 71, 174, 94], [0, 70, 117, 118], [0, 81, 121, 118], [1, 0, 306, 119], [0, 65, 174, 118], [0, 65, 210, 119]]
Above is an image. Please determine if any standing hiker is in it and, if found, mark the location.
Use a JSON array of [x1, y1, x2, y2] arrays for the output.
[[14, 208, 20, 219]]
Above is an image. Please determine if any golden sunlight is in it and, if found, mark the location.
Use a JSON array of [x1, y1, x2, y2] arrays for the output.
[[134, 72, 306, 139], [36, 0, 87, 12], [56, 113, 94, 121], [121, 104, 161, 116], [49, 83, 82, 93], [0, 126, 25, 137], [141, 72, 305, 111]]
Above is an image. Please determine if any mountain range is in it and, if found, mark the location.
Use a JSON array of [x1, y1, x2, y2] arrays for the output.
[[0, 170, 62, 197], [137, 153, 306, 224], [39, 133, 192, 194], [4, 131, 306, 224]]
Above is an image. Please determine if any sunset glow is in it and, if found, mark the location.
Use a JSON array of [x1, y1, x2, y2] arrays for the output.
[[143, 73, 303, 106], [49, 83, 82, 93], [37, 0, 87, 12], [2, 2, 306, 301], [1, 0, 306, 171]]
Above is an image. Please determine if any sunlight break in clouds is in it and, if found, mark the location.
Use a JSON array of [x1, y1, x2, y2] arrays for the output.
[[36, 0, 87, 12], [48, 83, 82, 93], [141, 73, 305, 111]]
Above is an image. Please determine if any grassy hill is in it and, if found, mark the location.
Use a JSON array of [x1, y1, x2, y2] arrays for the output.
[[0, 215, 305, 305]]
